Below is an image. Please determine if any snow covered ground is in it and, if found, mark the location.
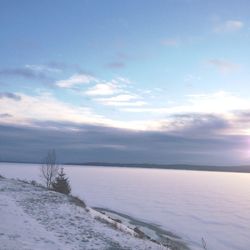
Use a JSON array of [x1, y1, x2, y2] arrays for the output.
[[1, 163, 250, 250], [0, 176, 168, 250]]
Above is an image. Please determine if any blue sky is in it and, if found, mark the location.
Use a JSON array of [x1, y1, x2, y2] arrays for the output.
[[1, 0, 250, 164]]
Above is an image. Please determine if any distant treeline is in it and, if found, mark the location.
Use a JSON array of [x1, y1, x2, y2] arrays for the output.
[[65, 162, 250, 173], [1, 160, 250, 173]]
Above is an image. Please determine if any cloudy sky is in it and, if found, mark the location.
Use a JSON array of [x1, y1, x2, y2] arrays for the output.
[[1, 0, 250, 165]]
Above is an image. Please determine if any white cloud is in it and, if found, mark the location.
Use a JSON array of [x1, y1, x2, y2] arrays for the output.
[[82, 76, 148, 106], [98, 94, 137, 102], [207, 59, 239, 73], [114, 101, 146, 107], [85, 82, 118, 96], [122, 91, 250, 115], [2, 91, 250, 134], [116, 77, 131, 84], [0, 92, 156, 131], [100, 100, 146, 107], [25, 64, 61, 73], [0, 92, 103, 125], [84, 77, 131, 97], [186, 91, 249, 113], [214, 20, 244, 33], [56, 74, 95, 88], [95, 94, 146, 107]]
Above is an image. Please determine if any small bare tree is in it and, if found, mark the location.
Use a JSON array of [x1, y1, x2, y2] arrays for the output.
[[40, 149, 59, 189], [201, 237, 208, 250]]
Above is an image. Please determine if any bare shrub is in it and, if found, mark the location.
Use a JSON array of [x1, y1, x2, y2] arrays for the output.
[[16, 178, 29, 184], [201, 237, 208, 250], [134, 227, 146, 239], [69, 195, 86, 208], [40, 149, 59, 189], [30, 180, 44, 188]]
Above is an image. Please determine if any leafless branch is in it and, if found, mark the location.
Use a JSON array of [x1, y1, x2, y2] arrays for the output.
[[40, 149, 59, 189]]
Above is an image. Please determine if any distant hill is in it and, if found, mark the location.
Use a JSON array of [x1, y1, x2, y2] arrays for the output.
[[65, 162, 250, 173]]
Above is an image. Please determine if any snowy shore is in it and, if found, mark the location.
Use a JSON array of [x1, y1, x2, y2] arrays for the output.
[[0, 176, 170, 250]]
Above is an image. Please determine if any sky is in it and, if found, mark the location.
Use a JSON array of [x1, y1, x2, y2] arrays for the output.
[[1, 0, 250, 165]]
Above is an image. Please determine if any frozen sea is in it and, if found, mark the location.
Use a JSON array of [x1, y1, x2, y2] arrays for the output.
[[0, 163, 250, 250]]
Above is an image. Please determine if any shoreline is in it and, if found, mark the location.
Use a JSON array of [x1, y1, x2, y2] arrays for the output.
[[94, 207, 190, 250]]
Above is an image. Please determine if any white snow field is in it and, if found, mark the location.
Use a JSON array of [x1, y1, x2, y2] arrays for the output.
[[1, 163, 250, 250], [0, 176, 167, 250]]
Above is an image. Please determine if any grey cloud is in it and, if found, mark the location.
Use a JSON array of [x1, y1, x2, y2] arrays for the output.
[[0, 117, 247, 165], [0, 68, 52, 81], [233, 111, 250, 123], [106, 62, 125, 69], [45, 62, 68, 70], [0, 113, 12, 118], [0, 92, 21, 101], [46, 62, 94, 76], [168, 113, 229, 137], [46, 62, 83, 72]]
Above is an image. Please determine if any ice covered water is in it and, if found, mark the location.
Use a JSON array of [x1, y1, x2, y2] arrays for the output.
[[1, 163, 250, 250]]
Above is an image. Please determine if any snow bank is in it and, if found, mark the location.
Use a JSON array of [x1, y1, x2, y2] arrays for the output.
[[0, 177, 169, 250]]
